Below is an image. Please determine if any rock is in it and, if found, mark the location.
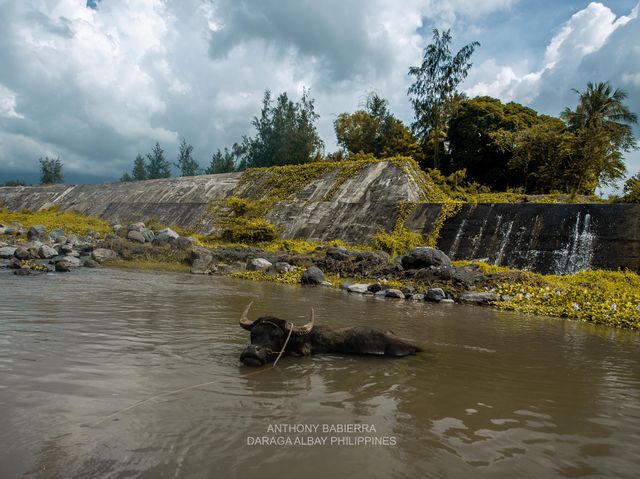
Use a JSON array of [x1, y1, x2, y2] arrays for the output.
[[368, 283, 384, 293], [175, 236, 196, 249], [458, 292, 499, 304], [301, 266, 325, 285], [0, 246, 17, 258], [451, 264, 486, 288], [401, 247, 452, 270], [127, 222, 146, 232], [38, 244, 58, 259], [247, 258, 272, 271], [66, 235, 79, 246], [14, 268, 31, 276], [157, 227, 179, 240], [27, 225, 47, 241], [426, 288, 446, 302], [274, 262, 294, 274], [55, 261, 74, 272], [410, 294, 425, 301], [112, 224, 123, 234], [320, 281, 333, 287], [347, 283, 370, 294], [440, 298, 455, 304], [82, 258, 99, 268], [152, 235, 172, 246], [400, 286, 416, 296], [54, 235, 67, 245], [385, 289, 405, 299], [191, 258, 216, 275], [142, 229, 155, 243], [91, 248, 117, 263], [59, 244, 77, 255], [8, 257, 22, 269], [326, 246, 350, 261], [14, 247, 31, 260], [374, 289, 387, 296], [339, 281, 353, 291], [54, 255, 81, 267], [49, 228, 65, 242], [127, 230, 146, 243]]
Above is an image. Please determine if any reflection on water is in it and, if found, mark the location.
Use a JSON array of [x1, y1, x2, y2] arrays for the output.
[[1, 268, 639, 478]]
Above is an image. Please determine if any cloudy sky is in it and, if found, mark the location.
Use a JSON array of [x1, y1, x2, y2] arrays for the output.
[[0, 0, 638, 193]]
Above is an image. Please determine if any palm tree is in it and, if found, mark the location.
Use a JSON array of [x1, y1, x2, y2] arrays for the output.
[[562, 81, 637, 149]]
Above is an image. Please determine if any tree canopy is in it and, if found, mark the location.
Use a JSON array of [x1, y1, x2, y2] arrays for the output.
[[146, 142, 171, 179], [39, 156, 64, 184], [241, 89, 323, 168], [174, 138, 200, 177], [408, 29, 479, 169], [334, 92, 419, 159]]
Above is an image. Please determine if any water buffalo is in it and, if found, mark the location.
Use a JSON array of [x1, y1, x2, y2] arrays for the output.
[[238, 302, 421, 367]]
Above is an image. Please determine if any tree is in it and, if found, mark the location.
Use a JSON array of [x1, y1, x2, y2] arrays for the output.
[[3, 180, 26, 186], [120, 172, 133, 182], [561, 81, 638, 193], [622, 172, 640, 203], [408, 29, 479, 169], [242, 88, 324, 168], [447, 97, 539, 189], [146, 142, 171, 179], [205, 146, 238, 174], [174, 138, 200, 177], [334, 92, 419, 159], [39, 156, 64, 184], [132, 154, 148, 181]]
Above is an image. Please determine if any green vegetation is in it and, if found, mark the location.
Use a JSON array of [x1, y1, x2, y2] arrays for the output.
[[334, 93, 419, 159], [0, 206, 111, 235], [2, 180, 27, 187], [174, 138, 199, 177], [39, 156, 64, 184], [230, 267, 305, 285], [102, 259, 191, 273], [373, 201, 423, 256], [408, 28, 480, 170]]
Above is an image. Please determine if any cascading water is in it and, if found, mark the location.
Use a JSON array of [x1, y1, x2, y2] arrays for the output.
[[552, 213, 594, 274]]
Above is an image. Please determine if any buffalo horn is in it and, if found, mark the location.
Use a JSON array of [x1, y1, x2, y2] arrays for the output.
[[239, 302, 254, 330], [288, 308, 315, 335]]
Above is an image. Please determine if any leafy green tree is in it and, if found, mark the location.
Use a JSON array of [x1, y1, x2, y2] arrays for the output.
[[146, 142, 171, 179], [120, 172, 133, 182], [132, 154, 148, 181], [334, 92, 419, 159], [242, 88, 323, 167], [561, 81, 638, 193], [206, 146, 238, 174], [621, 172, 640, 202], [39, 156, 64, 184], [174, 138, 200, 176], [408, 29, 479, 169], [447, 96, 539, 189]]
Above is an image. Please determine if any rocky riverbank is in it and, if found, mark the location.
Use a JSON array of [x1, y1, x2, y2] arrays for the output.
[[2, 220, 639, 329]]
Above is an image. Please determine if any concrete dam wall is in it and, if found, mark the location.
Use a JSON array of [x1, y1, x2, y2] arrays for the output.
[[1, 161, 639, 274]]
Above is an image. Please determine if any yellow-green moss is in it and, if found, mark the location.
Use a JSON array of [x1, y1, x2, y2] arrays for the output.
[[372, 201, 423, 256], [230, 267, 304, 285], [0, 206, 112, 236]]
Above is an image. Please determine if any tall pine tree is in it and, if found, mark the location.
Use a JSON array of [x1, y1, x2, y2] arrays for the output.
[[146, 142, 171, 179]]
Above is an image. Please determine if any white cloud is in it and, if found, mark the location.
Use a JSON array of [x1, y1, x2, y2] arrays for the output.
[[0, 84, 23, 119]]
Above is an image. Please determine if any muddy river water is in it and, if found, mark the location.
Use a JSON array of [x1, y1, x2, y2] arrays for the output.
[[1, 268, 639, 478]]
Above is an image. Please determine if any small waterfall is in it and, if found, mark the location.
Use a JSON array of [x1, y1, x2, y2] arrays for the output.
[[552, 213, 595, 274], [494, 220, 514, 265], [448, 218, 467, 259]]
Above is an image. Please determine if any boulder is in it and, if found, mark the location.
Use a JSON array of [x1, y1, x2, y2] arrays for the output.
[[14, 268, 31, 276], [367, 283, 384, 293], [8, 257, 22, 269], [112, 224, 123, 235], [49, 228, 65, 242], [410, 294, 425, 301], [347, 283, 370, 294], [0, 246, 18, 258], [91, 248, 117, 263], [175, 236, 196, 250], [54, 255, 81, 267], [142, 229, 155, 243], [274, 262, 294, 274], [400, 286, 416, 296], [326, 246, 351, 261], [82, 258, 100, 268], [127, 222, 146, 232], [59, 244, 77, 255], [426, 288, 446, 302], [54, 235, 67, 245], [385, 289, 405, 299], [191, 258, 216, 275], [301, 266, 325, 285], [247, 258, 272, 272], [401, 247, 452, 270], [27, 225, 47, 241], [14, 247, 31, 260], [39, 244, 58, 259], [127, 230, 146, 243], [157, 227, 180, 240], [458, 292, 499, 304], [55, 261, 74, 272], [339, 281, 353, 291], [66, 235, 79, 246], [320, 281, 333, 287]]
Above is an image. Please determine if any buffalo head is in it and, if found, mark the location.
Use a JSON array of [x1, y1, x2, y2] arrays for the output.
[[239, 302, 314, 367]]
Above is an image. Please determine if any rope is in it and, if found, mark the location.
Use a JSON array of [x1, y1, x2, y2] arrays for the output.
[[90, 330, 295, 427]]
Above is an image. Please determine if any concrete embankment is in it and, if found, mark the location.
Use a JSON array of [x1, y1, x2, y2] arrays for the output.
[[1, 161, 639, 274]]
